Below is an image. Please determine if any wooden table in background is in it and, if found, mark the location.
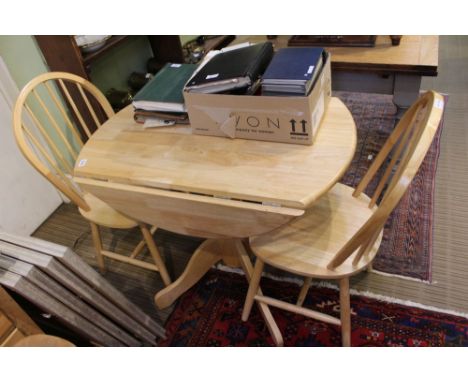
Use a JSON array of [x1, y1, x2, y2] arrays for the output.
[[74, 98, 357, 345], [233, 35, 439, 117]]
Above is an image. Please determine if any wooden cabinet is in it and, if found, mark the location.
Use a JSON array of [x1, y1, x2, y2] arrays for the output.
[[34, 35, 234, 131], [35, 35, 235, 82], [35, 35, 184, 81], [34, 36, 185, 133]]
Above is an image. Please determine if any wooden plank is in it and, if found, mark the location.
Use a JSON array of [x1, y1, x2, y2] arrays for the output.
[[0, 232, 165, 339], [74, 98, 357, 210], [0, 271, 123, 346], [0, 240, 161, 344], [0, 253, 142, 346]]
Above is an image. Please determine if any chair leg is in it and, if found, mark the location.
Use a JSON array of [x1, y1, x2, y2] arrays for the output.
[[139, 223, 172, 286], [339, 277, 351, 347], [89, 222, 105, 273], [130, 226, 157, 259], [296, 277, 312, 306], [241, 258, 264, 321], [129, 239, 146, 259]]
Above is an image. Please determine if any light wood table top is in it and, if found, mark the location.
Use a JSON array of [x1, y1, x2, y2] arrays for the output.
[[233, 35, 439, 75], [74, 97, 356, 210], [74, 97, 356, 340]]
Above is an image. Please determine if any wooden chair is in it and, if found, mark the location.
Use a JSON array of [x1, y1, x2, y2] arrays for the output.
[[241, 91, 445, 346], [12, 72, 171, 286], [13, 334, 75, 347]]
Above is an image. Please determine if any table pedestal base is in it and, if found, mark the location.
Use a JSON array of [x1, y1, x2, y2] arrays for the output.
[[155, 238, 284, 346]]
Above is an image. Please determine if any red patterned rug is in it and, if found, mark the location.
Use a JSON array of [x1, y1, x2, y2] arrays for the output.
[[161, 269, 468, 346], [336, 92, 446, 281]]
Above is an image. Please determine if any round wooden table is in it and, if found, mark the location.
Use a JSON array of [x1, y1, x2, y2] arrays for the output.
[[74, 97, 356, 345]]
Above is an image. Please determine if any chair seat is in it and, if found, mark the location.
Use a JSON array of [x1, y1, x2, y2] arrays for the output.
[[79, 193, 138, 229], [249, 183, 382, 279]]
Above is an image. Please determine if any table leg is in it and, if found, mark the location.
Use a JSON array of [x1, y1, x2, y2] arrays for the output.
[[154, 239, 223, 309], [393, 73, 422, 119], [154, 238, 242, 309]]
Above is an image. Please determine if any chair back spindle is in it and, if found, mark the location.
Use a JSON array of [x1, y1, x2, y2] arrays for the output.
[[13, 72, 115, 212]]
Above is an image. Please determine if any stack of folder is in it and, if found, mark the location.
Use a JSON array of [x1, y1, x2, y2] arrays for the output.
[[184, 42, 274, 94], [132, 63, 197, 126], [261, 47, 325, 96]]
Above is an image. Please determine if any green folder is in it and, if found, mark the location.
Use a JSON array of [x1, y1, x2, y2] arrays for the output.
[[132, 63, 197, 112]]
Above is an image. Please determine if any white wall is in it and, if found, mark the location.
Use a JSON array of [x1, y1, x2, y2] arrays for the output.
[[0, 57, 62, 235]]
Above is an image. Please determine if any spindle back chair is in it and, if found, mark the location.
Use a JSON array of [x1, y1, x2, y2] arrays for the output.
[[13, 72, 171, 285], [242, 91, 445, 346]]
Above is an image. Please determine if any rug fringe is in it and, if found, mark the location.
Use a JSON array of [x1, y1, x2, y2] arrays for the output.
[[216, 264, 468, 319]]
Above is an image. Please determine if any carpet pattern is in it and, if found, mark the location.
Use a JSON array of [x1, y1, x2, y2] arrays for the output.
[[161, 269, 468, 346], [336, 91, 445, 281]]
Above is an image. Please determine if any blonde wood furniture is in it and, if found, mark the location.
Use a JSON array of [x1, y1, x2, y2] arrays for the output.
[[233, 36, 439, 117], [13, 334, 75, 347], [241, 91, 445, 346], [73, 96, 357, 344], [12, 72, 171, 285], [1, 284, 74, 347], [1, 285, 43, 346]]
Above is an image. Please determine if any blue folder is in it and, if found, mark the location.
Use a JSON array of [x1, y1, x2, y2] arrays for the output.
[[262, 47, 324, 95]]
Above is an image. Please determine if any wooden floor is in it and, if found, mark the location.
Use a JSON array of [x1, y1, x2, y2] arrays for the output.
[[32, 36, 468, 326], [32, 203, 203, 323]]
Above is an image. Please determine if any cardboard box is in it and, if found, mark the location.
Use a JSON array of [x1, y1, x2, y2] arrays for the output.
[[184, 52, 332, 145]]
